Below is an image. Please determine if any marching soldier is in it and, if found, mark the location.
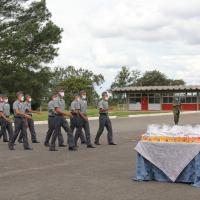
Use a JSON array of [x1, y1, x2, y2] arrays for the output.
[[49, 89, 76, 151], [70, 93, 86, 145], [74, 90, 95, 148], [173, 97, 181, 125], [18, 94, 40, 143], [44, 93, 65, 147], [0, 94, 13, 142], [8, 91, 32, 150], [0, 94, 8, 142], [95, 92, 117, 145], [0, 94, 7, 142]]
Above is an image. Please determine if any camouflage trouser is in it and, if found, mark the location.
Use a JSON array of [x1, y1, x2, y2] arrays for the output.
[[173, 111, 180, 125]]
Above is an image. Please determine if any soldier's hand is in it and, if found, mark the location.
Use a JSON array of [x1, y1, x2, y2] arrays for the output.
[[7, 119, 13, 124], [65, 112, 72, 118], [25, 114, 32, 119], [84, 116, 89, 121]]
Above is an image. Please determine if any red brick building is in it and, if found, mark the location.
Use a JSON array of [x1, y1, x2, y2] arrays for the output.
[[112, 85, 200, 111]]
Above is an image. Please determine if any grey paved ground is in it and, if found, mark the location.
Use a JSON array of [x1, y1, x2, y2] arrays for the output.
[[1, 113, 200, 200]]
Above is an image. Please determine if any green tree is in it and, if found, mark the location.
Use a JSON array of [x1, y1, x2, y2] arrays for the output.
[[110, 66, 140, 89], [52, 66, 104, 107], [169, 79, 185, 86], [136, 70, 169, 86], [0, 0, 62, 108], [136, 70, 185, 86], [110, 66, 141, 104]]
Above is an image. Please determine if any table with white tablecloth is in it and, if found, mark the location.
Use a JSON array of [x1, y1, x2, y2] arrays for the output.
[[133, 141, 200, 187]]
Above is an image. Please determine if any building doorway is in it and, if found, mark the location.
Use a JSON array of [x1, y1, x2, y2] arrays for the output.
[[141, 96, 148, 110]]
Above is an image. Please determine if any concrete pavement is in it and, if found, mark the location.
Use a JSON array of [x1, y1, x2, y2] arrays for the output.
[[1, 113, 200, 200]]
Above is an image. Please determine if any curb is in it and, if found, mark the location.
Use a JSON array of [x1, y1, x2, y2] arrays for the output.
[[34, 112, 200, 125], [34, 116, 117, 125], [128, 111, 200, 118]]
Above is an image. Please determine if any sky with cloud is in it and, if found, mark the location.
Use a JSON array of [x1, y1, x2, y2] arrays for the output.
[[46, 0, 200, 92]]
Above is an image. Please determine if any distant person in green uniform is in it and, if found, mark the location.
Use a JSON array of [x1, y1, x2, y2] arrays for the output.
[[173, 97, 181, 125]]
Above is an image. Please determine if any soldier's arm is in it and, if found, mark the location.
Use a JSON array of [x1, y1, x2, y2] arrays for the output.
[[55, 107, 64, 115], [99, 101, 106, 113], [99, 108, 108, 112], [65, 111, 73, 117], [55, 107, 72, 117], [27, 108, 40, 114], [70, 103, 78, 114], [15, 108, 32, 119], [79, 112, 88, 121], [0, 111, 10, 122], [30, 109, 40, 114], [71, 109, 80, 114]]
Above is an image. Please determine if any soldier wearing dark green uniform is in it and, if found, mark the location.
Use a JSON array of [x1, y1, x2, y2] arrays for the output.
[[8, 91, 32, 150], [44, 94, 65, 147], [70, 93, 86, 145], [74, 90, 95, 148], [0, 95, 13, 142], [49, 89, 76, 151], [173, 98, 181, 125], [18, 94, 40, 143], [95, 92, 117, 145]]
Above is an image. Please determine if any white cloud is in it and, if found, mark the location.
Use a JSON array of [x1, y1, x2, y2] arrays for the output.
[[46, 0, 200, 92]]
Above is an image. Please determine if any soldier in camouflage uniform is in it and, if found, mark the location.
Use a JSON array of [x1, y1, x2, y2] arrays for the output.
[[173, 97, 181, 125]]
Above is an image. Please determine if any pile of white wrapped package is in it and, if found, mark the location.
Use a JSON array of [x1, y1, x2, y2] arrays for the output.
[[141, 124, 200, 143]]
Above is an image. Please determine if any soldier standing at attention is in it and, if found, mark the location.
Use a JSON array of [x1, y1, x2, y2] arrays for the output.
[[18, 94, 40, 143], [173, 97, 181, 125], [0, 94, 13, 142], [49, 89, 76, 151], [44, 93, 65, 147], [95, 92, 117, 145], [75, 90, 95, 148], [70, 93, 86, 145], [8, 91, 32, 150]]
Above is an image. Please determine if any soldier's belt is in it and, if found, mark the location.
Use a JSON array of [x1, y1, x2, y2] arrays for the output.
[[99, 113, 108, 115], [55, 113, 63, 116], [14, 116, 24, 119], [71, 113, 78, 116]]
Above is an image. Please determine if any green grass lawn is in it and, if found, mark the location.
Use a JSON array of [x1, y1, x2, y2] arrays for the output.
[[32, 109, 169, 121]]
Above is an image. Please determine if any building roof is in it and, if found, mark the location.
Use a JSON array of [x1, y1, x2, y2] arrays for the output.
[[112, 85, 200, 93]]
